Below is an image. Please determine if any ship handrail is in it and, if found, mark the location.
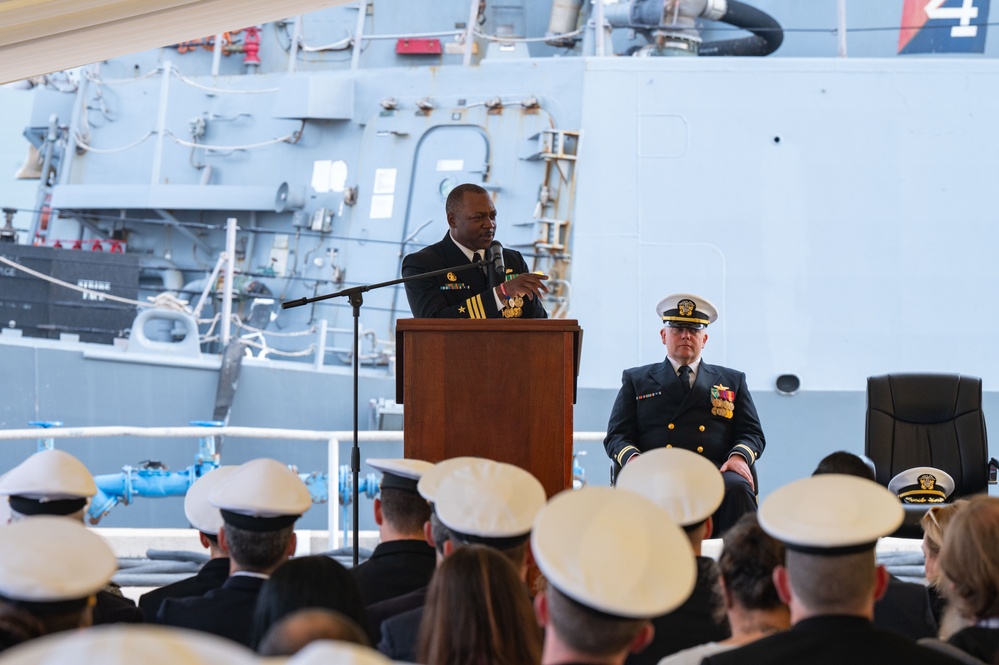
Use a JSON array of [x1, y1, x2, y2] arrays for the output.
[[0, 426, 610, 550]]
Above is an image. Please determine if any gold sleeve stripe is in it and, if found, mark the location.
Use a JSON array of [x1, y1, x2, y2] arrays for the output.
[[465, 294, 486, 319], [615, 445, 640, 466], [733, 443, 757, 463]]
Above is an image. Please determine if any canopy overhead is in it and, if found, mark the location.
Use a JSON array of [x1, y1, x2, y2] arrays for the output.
[[0, 0, 352, 85]]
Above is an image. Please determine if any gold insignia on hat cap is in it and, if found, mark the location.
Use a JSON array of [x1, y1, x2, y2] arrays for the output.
[[887, 466, 955, 505], [616, 448, 724, 527], [0, 449, 96, 500], [435, 459, 546, 539], [0, 625, 259, 665], [416, 456, 483, 503], [0, 516, 116, 604], [656, 293, 718, 328], [210, 458, 311, 519], [759, 475, 904, 554], [532, 487, 696, 619], [184, 466, 238, 536]]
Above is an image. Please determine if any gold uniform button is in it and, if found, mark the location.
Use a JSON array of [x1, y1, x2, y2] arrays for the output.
[[666, 444, 673, 449], [698, 425, 705, 432], [696, 446, 704, 453], [667, 423, 675, 430]]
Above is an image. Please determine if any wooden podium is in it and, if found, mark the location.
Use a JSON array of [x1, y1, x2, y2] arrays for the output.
[[396, 319, 582, 498]]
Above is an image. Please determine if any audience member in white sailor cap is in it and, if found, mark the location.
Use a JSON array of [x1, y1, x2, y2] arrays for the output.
[[701, 475, 961, 665], [615, 447, 730, 664], [155, 458, 311, 647], [377, 458, 546, 663], [0, 449, 96, 522], [0, 625, 259, 665], [0, 517, 116, 652], [138, 466, 237, 621], [351, 459, 436, 607], [532, 486, 696, 665], [365, 456, 483, 633], [812, 451, 938, 642], [0, 449, 142, 625], [888, 467, 955, 505]]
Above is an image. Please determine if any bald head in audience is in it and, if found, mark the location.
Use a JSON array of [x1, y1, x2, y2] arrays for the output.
[[258, 609, 370, 657]]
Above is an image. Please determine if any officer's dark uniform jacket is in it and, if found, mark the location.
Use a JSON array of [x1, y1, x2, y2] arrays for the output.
[[604, 358, 765, 470], [402, 232, 546, 319]]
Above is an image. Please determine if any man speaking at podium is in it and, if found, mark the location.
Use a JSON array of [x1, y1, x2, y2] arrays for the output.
[[402, 183, 548, 319]]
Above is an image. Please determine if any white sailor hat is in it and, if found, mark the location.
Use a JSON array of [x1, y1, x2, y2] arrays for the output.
[[434, 459, 546, 545], [416, 456, 483, 503], [532, 487, 696, 619], [0, 625, 259, 665], [0, 449, 97, 517], [367, 458, 434, 494], [888, 467, 955, 504], [287, 639, 393, 665], [209, 458, 311, 532], [184, 466, 238, 536], [656, 293, 718, 329], [759, 475, 904, 554], [0, 516, 116, 612], [616, 448, 724, 527]]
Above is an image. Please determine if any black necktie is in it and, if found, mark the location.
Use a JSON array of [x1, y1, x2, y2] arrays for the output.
[[473, 251, 485, 276], [678, 365, 692, 393]]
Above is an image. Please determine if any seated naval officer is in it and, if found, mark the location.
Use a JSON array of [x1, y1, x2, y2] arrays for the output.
[[0, 449, 143, 625], [350, 458, 435, 607], [402, 183, 548, 318], [813, 452, 939, 641], [702, 475, 963, 665], [532, 486, 696, 665], [156, 458, 311, 647], [615, 448, 731, 664], [364, 456, 481, 634], [604, 293, 765, 537], [258, 608, 371, 657], [0, 516, 117, 651], [138, 466, 236, 621], [377, 458, 547, 663]]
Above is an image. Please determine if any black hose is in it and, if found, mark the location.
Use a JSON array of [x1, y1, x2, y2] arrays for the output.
[[699, 0, 783, 56]]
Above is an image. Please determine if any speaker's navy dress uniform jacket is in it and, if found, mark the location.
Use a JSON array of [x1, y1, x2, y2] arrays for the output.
[[604, 359, 764, 470], [402, 232, 546, 319]]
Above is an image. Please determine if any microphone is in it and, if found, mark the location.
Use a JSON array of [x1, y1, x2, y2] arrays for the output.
[[485, 240, 505, 289]]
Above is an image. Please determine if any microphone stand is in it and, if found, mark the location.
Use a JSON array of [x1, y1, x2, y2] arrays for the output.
[[282, 259, 491, 566]]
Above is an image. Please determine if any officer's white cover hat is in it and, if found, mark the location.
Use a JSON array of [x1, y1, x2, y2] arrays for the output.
[[532, 487, 696, 619]]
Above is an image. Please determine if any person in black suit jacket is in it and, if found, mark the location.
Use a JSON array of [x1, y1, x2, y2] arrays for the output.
[[139, 466, 237, 621], [812, 451, 938, 641], [351, 459, 435, 607], [604, 293, 765, 536], [703, 475, 961, 665], [155, 459, 311, 648], [402, 183, 548, 319]]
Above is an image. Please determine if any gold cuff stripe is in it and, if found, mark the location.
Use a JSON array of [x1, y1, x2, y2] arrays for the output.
[[734, 444, 757, 462], [466, 294, 486, 319], [616, 446, 640, 466]]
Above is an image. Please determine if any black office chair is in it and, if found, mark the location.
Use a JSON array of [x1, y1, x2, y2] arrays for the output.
[[865, 373, 997, 538]]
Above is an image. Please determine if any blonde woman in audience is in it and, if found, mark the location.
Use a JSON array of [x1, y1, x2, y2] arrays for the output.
[[417, 544, 541, 665], [922, 500, 970, 637], [934, 496, 999, 662], [661, 514, 789, 665]]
